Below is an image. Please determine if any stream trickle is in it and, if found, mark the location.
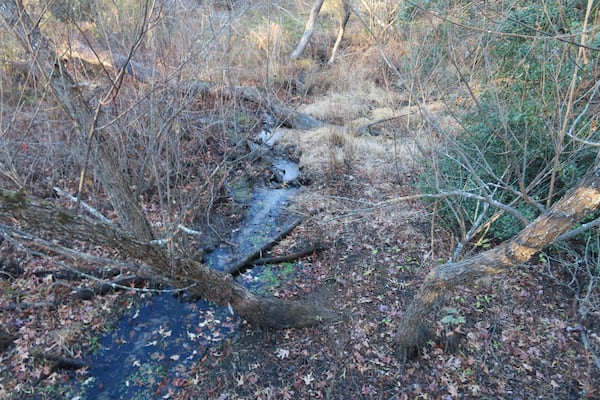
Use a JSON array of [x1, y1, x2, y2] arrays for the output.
[[74, 185, 300, 399]]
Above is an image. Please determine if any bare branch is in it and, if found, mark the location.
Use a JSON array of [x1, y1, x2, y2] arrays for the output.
[[403, 0, 600, 51], [53, 187, 113, 225]]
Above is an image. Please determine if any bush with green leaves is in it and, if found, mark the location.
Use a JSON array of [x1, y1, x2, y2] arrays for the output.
[[419, 1, 599, 242]]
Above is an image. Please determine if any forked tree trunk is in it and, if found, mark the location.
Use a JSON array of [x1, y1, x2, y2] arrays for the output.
[[396, 155, 600, 356], [290, 0, 351, 64]]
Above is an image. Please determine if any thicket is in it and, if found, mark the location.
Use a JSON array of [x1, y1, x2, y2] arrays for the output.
[[415, 1, 599, 243], [406, 0, 600, 328]]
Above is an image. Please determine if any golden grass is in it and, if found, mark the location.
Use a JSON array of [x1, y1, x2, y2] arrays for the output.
[[278, 123, 427, 181]]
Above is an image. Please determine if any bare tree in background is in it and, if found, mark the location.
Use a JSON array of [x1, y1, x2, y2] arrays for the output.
[[290, 0, 400, 63], [290, 0, 351, 63]]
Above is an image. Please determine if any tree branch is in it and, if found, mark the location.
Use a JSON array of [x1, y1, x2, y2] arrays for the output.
[[395, 156, 600, 356], [0, 188, 339, 328]]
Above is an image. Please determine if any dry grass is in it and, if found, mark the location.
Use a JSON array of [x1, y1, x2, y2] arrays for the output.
[[278, 123, 423, 183]]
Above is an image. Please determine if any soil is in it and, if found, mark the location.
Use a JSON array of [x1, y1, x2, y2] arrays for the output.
[[0, 1, 599, 398], [2, 123, 597, 399]]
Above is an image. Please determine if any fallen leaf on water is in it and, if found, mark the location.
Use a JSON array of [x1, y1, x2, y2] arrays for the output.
[[302, 372, 314, 385], [275, 348, 290, 359]]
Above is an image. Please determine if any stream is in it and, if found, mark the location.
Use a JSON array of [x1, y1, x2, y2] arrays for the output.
[[72, 133, 303, 399]]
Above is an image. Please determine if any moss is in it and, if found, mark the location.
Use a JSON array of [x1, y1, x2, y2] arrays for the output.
[[0, 189, 27, 208], [56, 211, 74, 224]]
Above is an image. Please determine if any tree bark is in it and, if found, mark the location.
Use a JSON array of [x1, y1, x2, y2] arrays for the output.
[[0, 0, 155, 240], [0, 189, 339, 328], [395, 155, 600, 355], [290, 0, 325, 61]]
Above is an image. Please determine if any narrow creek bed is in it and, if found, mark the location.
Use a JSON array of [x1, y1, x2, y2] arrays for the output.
[[73, 185, 303, 399]]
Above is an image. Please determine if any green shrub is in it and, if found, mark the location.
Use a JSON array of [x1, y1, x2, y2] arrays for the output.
[[418, 1, 598, 242]]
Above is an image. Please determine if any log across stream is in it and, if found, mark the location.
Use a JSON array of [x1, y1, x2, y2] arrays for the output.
[[74, 184, 306, 398]]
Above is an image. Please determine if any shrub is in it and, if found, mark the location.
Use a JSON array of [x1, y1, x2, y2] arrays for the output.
[[418, 1, 598, 242]]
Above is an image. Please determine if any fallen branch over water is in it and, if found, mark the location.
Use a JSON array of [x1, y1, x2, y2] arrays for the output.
[[225, 218, 304, 275], [0, 188, 340, 329], [251, 243, 326, 267]]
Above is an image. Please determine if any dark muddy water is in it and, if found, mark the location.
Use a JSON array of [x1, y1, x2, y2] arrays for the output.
[[73, 186, 300, 399]]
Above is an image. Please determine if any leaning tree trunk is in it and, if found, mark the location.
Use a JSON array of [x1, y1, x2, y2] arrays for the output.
[[0, 0, 155, 240], [396, 154, 600, 355], [0, 189, 339, 328], [289, 0, 325, 60], [0, 0, 337, 329]]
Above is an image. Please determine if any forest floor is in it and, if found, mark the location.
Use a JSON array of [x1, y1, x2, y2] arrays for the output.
[[1, 1, 599, 399], [175, 112, 600, 399], [1, 83, 598, 399]]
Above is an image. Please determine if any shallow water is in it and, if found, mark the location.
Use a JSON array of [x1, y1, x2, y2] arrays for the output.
[[74, 186, 300, 399], [80, 293, 237, 399]]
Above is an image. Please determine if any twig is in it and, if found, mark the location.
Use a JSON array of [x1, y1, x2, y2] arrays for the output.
[[317, 190, 529, 225], [1, 301, 57, 311], [177, 224, 203, 236], [73, 275, 141, 300], [225, 217, 303, 275], [580, 329, 600, 373], [557, 216, 600, 241], [53, 187, 113, 225], [0, 223, 139, 272]]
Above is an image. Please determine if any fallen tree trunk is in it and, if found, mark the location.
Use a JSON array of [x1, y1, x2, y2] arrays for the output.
[[395, 155, 600, 356], [61, 39, 155, 83], [0, 189, 339, 328], [58, 38, 326, 130]]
